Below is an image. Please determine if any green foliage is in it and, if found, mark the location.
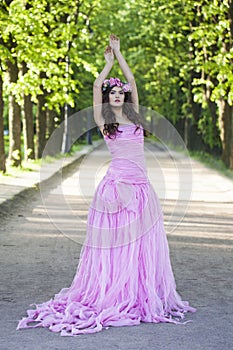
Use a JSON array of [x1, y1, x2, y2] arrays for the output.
[[1, 0, 100, 111], [1, 0, 232, 169], [189, 0, 233, 104], [197, 112, 221, 149]]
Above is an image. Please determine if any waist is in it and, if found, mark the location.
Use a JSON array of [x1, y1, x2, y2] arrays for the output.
[[105, 167, 149, 184]]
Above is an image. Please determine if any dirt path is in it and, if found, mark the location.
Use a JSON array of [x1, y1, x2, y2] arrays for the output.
[[0, 141, 232, 350]]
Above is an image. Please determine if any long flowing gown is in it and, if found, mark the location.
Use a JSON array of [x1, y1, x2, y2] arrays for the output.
[[17, 123, 196, 336]]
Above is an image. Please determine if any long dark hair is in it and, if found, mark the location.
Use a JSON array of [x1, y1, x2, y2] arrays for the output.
[[102, 85, 149, 139]]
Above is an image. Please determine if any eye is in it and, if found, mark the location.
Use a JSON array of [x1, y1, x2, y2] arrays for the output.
[[119, 91, 124, 95], [110, 91, 116, 94]]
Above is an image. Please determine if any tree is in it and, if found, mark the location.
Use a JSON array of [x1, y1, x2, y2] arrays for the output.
[[1, 0, 100, 162], [189, 0, 233, 167], [1, 0, 22, 166], [0, 72, 6, 172], [21, 62, 35, 160], [7, 57, 22, 166], [95, 0, 232, 166], [1, 0, 232, 170]]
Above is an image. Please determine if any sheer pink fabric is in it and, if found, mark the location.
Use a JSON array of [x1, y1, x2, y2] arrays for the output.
[[17, 124, 196, 336]]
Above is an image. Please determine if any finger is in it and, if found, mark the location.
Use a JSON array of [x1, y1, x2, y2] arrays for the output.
[[110, 34, 116, 41]]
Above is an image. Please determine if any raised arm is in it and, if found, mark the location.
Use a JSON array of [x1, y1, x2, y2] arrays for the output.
[[93, 46, 114, 134], [110, 34, 139, 112]]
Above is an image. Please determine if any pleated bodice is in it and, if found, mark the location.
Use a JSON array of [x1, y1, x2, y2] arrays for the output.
[[104, 124, 149, 184]]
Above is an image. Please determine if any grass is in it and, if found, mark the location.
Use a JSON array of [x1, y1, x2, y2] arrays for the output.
[[189, 150, 233, 180], [0, 139, 89, 178], [146, 134, 233, 180]]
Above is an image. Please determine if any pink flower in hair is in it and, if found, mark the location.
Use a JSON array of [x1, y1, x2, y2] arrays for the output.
[[122, 83, 131, 92], [114, 78, 122, 87], [109, 77, 116, 86], [102, 77, 132, 92]]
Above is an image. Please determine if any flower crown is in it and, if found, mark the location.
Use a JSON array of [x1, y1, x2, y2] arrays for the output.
[[102, 77, 132, 93]]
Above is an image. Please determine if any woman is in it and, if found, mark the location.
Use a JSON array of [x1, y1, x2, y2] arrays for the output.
[[17, 34, 196, 336], [93, 34, 144, 135]]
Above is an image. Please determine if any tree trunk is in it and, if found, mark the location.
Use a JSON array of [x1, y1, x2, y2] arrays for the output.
[[231, 129, 233, 170], [23, 93, 35, 160], [218, 0, 233, 168], [0, 74, 6, 172], [47, 109, 56, 138], [35, 72, 47, 159], [22, 62, 35, 160], [36, 94, 47, 159], [228, 0, 233, 169], [187, 70, 203, 151], [219, 97, 232, 168], [204, 75, 221, 154], [7, 59, 21, 167], [187, 21, 204, 151]]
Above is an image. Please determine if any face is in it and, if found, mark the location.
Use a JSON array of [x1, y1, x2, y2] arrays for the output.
[[108, 86, 125, 107]]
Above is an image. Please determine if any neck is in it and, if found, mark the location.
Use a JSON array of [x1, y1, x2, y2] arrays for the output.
[[111, 106, 123, 118]]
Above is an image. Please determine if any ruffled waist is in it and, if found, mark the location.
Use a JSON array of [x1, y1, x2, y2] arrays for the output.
[[105, 162, 149, 184], [90, 173, 151, 218], [104, 172, 149, 185]]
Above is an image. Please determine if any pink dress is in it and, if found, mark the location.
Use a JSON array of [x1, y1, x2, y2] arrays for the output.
[[17, 124, 196, 336]]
